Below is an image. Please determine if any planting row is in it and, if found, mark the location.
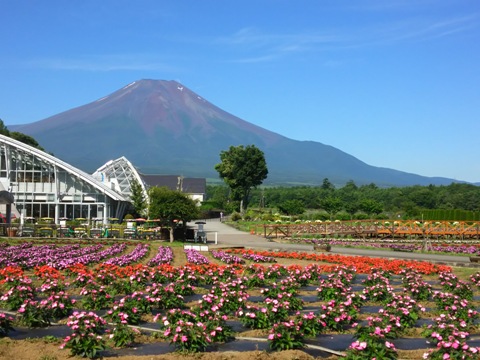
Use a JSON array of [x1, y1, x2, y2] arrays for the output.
[[1, 248, 480, 358], [299, 238, 480, 255]]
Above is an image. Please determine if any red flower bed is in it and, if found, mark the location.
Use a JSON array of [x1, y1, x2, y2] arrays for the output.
[[225, 249, 451, 275]]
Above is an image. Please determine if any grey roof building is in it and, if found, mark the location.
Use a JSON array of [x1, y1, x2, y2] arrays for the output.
[[141, 175, 206, 203]]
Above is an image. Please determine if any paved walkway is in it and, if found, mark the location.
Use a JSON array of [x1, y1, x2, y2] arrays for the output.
[[188, 218, 478, 267], [189, 218, 314, 252]]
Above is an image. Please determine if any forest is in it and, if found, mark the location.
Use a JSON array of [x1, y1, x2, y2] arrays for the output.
[[205, 179, 480, 221]]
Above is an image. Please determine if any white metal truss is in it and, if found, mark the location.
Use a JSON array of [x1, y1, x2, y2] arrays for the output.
[[92, 156, 147, 201]]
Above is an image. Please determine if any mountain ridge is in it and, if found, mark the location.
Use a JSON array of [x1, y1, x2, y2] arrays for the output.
[[10, 79, 466, 187]]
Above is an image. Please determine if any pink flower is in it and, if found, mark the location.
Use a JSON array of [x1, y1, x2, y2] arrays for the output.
[[351, 341, 367, 350]]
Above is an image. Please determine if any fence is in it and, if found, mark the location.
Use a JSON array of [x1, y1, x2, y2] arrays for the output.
[[260, 220, 480, 240], [0, 223, 168, 240]]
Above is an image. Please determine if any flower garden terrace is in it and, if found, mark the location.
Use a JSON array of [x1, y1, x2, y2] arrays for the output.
[[0, 240, 452, 274], [257, 219, 480, 241], [4, 242, 480, 359]]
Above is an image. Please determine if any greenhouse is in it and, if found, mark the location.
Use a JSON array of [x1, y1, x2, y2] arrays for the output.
[[0, 134, 130, 224]]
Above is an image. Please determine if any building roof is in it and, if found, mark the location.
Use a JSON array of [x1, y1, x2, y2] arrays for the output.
[[141, 175, 206, 194]]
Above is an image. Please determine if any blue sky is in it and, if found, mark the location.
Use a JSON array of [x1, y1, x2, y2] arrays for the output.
[[1, 1, 479, 183]]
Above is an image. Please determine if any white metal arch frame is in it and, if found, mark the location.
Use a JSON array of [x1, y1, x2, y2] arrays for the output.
[[92, 156, 148, 201]]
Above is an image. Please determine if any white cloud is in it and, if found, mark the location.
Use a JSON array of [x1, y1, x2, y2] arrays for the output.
[[23, 54, 180, 72], [216, 12, 479, 63]]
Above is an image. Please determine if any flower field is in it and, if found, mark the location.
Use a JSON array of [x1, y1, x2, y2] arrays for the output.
[[1, 239, 480, 360], [299, 238, 480, 255]]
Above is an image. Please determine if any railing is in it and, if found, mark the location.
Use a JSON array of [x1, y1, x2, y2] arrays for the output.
[[0, 223, 166, 240], [260, 220, 480, 240]]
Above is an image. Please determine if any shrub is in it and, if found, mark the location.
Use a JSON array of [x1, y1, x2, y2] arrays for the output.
[[336, 212, 351, 221], [230, 212, 242, 221], [61, 311, 106, 359], [17, 300, 52, 328], [353, 212, 369, 220], [0, 312, 14, 337], [262, 213, 275, 221], [310, 212, 330, 221], [108, 313, 139, 348], [268, 319, 305, 351]]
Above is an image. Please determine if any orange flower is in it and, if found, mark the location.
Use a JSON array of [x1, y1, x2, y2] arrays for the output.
[[0, 266, 24, 280], [34, 265, 63, 280], [225, 248, 450, 275]]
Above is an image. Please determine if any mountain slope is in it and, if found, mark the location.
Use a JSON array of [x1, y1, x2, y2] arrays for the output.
[[12, 79, 460, 186]]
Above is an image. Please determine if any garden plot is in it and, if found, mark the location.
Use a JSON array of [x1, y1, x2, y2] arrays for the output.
[[1, 241, 480, 359]]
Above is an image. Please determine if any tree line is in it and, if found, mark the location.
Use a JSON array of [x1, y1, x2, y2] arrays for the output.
[[206, 179, 480, 221]]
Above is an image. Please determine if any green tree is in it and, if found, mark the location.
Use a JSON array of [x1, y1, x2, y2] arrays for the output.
[[339, 180, 359, 219], [321, 178, 335, 192], [148, 186, 199, 242], [0, 119, 46, 151], [0, 119, 9, 136], [215, 145, 268, 214], [278, 199, 305, 216], [205, 184, 230, 211], [130, 179, 147, 217], [359, 199, 383, 216], [320, 196, 343, 219], [408, 186, 437, 209], [9, 132, 46, 151]]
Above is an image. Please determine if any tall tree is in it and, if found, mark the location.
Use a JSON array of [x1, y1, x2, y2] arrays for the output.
[[321, 178, 335, 191], [215, 145, 268, 214], [148, 186, 199, 242], [339, 180, 359, 219], [130, 179, 147, 217], [0, 119, 9, 136]]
